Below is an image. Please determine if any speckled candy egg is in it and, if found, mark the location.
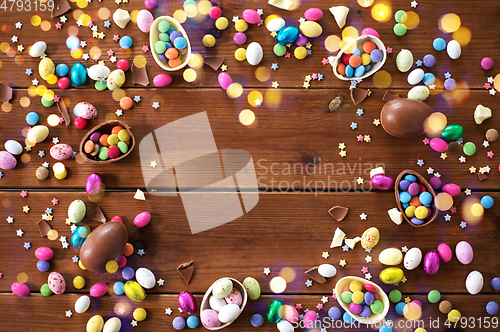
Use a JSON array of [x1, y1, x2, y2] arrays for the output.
[[5, 140, 23, 155], [201, 309, 221, 328], [39, 57, 55, 80], [87, 64, 110, 81], [212, 278, 233, 298], [68, 199, 86, 223], [456, 241, 473, 264], [48, 272, 66, 295], [218, 303, 240, 323], [74, 102, 97, 119], [71, 62, 87, 86], [225, 288, 243, 305], [0, 151, 16, 170], [136, 267, 156, 289], [107, 69, 126, 91], [408, 86, 430, 101], [87, 315, 104, 332], [243, 277, 260, 300], [27, 125, 49, 143], [404, 247, 422, 270], [50, 144, 73, 160], [137, 9, 154, 33], [209, 296, 227, 311], [466, 271, 483, 295], [361, 227, 380, 249]]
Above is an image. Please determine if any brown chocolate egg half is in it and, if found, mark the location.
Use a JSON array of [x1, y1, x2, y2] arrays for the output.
[[79, 221, 127, 272], [380, 98, 434, 138]]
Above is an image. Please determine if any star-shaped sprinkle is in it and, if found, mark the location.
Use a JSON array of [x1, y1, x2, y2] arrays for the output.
[[316, 303, 323, 310], [17, 45, 24, 52], [113, 35, 120, 42], [165, 308, 172, 315], [52, 137, 60, 144], [38, 150, 45, 158], [356, 177, 364, 184], [415, 60, 422, 67], [360, 213, 367, 220], [459, 156, 466, 163], [220, 64, 227, 71], [321, 296, 328, 304], [404, 297, 411, 303], [465, 188, 472, 195], [361, 266, 369, 274], [364, 135, 371, 142], [76, 19, 83, 27], [23, 206, 30, 213], [115, 109, 123, 116], [423, 137, 430, 145], [82, 54, 90, 61], [25, 68, 32, 75], [487, 77, 494, 84], [460, 221, 467, 228], [232, 16, 239, 23], [365, 273, 372, 280], [339, 150, 346, 157], [317, 73, 324, 81], [338, 143, 346, 149], [60, 15, 67, 23], [254, 98, 262, 106], [263, 267, 271, 275], [272, 81, 279, 88], [70, 224, 77, 232], [20, 190, 27, 198], [357, 135, 364, 142], [322, 58, 329, 65], [342, 245, 349, 252], [45, 207, 52, 214], [365, 255, 372, 263], [46, 215, 53, 221], [24, 242, 31, 249], [303, 81, 310, 89], [51, 198, 59, 205], [138, 249, 145, 256], [142, 45, 149, 52], [6, 216, 14, 224], [106, 49, 114, 57], [487, 151, 494, 158], [483, 140, 490, 148], [15, 22, 22, 29], [440, 153, 447, 160], [131, 320, 138, 327], [32, 79, 39, 86], [322, 251, 330, 259], [444, 214, 451, 222], [450, 207, 457, 214], [16, 229, 24, 237], [386, 47, 393, 54], [401, 246, 409, 253], [271, 63, 278, 70], [427, 167, 434, 174], [104, 20, 111, 28], [469, 166, 476, 173], [444, 72, 451, 79], [11, 35, 18, 43], [356, 109, 364, 116], [417, 159, 424, 166], [285, 52, 291, 58], [270, 31, 277, 37], [401, 276, 407, 283], [485, 83, 491, 90], [312, 73, 318, 80], [295, 303, 302, 310], [134, 95, 141, 103], [411, 0, 418, 7], [298, 17, 306, 24], [60, 236, 67, 243], [158, 278, 164, 286], [72, 256, 79, 263], [152, 102, 160, 109], [350, 122, 358, 130], [305, 280, 313, 287], [65, 310, 73, 317], [339, 260, 346, 267], [305, 75, 312, 82], [150, 160, 158, 168], [489, 89, 496, 96], [485, 165, 491, 173]]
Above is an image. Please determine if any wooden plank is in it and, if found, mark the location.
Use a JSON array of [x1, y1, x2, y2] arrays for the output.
[[0, 88, 498, 190], [0, 0, 498, 90], [0, 191, 498, 295], [0, 293, 498, 332]]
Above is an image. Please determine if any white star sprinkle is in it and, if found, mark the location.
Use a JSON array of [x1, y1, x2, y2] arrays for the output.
[[427, 167, 434, 175], [165, 308, 172, 315], [459, 156, 466, 163], [360, 213, 367, 220], [16, 229, 24, 237], [263, 267, 271, 275], [65, 310, 73, 317], [157, 278, 164, 286], [365, 255, 372, 263], [15, 22, 22, 29], [6, 216, 14, 223]]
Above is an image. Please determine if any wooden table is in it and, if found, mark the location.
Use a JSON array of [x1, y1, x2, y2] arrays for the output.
[[0, 0, 499, 331]]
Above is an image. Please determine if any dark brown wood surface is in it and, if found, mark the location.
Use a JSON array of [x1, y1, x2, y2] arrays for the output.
[[0, 0, 499, 331]]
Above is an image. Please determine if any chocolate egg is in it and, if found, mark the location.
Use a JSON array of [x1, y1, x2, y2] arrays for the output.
[[79, 221, 127, 272], [380, 98, 433, 138]]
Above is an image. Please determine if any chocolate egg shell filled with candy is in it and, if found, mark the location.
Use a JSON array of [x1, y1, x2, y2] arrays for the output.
[[79, 221, 127, 272], [380, 98, 434, 138]]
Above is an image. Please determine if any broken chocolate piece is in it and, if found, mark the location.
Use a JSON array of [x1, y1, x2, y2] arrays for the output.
[[57, 99, 71, 126], [132, 64, 149, 86], [350, 87, 369, 105], [382, 91, 399, 101], [0, 83, 13, 103], [177, 261, 194, 284], [305, 266, 326, 284], [328, 94, 345, 112], [478, 173, 487, 181], [52, 0, 71, 17], [328, 206, 349, 221], [37, 219, 52, 237], [203, 56, 224, 71], [86, 207, 106, 223]]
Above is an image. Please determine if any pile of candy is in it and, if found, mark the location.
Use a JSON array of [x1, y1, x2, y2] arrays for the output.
[[336, 37, 384, 78], [152, 18, 189, 69], [338, 279, 385, 320], [397, 173, 435, 225], [82, 125, 131, 161]]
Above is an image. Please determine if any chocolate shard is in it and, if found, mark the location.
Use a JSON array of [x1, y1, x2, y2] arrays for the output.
[[350, 87, 369, 105], [478, 173, 487, 181], [132, 64, 149, 86], [52, 0, 71, 17], [57, 99, 71, 126], [203, 56, 224, 71], [177, 261, 194, 284], [87, 207, 106, 223], [328, 206, 348, 221], [0, 83, 13, 103], [305, 266, 326, 284], [37, 220, 52, 237], [382, 91, 399, 101]]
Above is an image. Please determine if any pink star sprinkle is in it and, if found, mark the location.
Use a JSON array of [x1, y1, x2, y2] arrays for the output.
[[386, 47, 393, 54], [322, 58, 329, 65], [93, 54, 100, 61], [285, 52, 291, 58], [423, 137, 430, 145], [258, 19, 263, 26], [20, 190, 27, 198], [316, 303, 323, 310], [361, 266, 369, 274], [51, 198, 59, 205], [87, 21, 93, 28], [487, 151, 494, 158], [357, 135, 364, 141], [485, 83, 491, 89], [142, 45, 149, 52], [55, 22, 62, 29], [312, 73, 318, 80], [0, 272, 3, 278], [107, 50, 114, 57], [113, 35, 120, 42], [332, 292, 337, 300], [53, 96, 60, 103], [450, 207, 456, 213], [59, 117, 65, 124], [295, 304, 302, 310]]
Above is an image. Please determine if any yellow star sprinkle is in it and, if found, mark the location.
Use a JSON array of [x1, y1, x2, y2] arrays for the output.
[[271, 81, 279, 88], [304, 75, 312, 82], [285, 43, 291, 48], [98, 60, 105, 66], [98, 32, 105, 39], [338, 143, 346, 149], [367, 89, 372, 96], [469, 166, 476, 173], [404, 297, 411, 304], [364, 135, 371, 142], [322, 251, 329, 259], [339, 150, 346, 157], [270, 31, 277, 37], [92, 31, 99, 38], [479, 167, 486, 174], [46, 214, 53, 221], [356, 177, 364, 184], [464, 188, 472, 196], [66, 218, 73, 225], [115, 0, 122, 4], [303, 81, 310, 89], [401, 276, 407, 283], [339, 260, 346, 267], [373, 119, 380, 126], [440, 152, 447, 160], [150, 160, 158, 168], [22, 205, 30, 213], [17, 45, 24, 52], [220, 64, 227, 71], [305, 42, 312, 49], [24, 145, 31, 151]]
